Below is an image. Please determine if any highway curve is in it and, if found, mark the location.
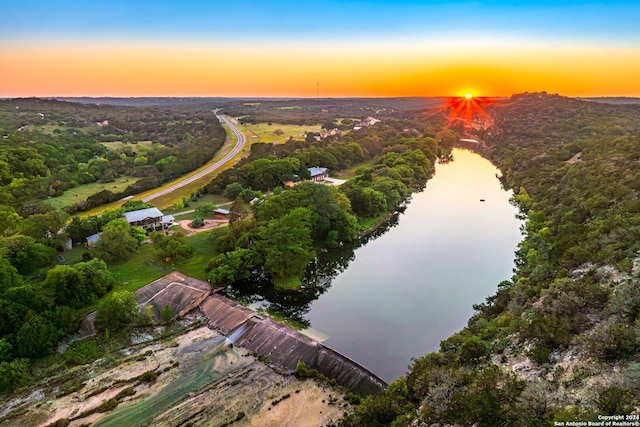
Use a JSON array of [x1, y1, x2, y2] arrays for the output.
[[142, 113, 246, 202]]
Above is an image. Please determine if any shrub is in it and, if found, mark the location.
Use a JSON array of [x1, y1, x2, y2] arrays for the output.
[[96, 397, 118, 413], [115, 386, 135, 399], [94, 291, 138, 333], [64, 339, 100, 365], [161, 305, 173, 323], [596, 386, 634, 415], [138, 370, 158, 383], [190, 216, 204, 228]]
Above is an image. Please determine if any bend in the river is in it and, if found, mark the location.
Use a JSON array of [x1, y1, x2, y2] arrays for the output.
[[225, 148, 524, 382]]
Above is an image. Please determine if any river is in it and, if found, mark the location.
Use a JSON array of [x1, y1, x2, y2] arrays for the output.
[[226, 148, 523, 383]]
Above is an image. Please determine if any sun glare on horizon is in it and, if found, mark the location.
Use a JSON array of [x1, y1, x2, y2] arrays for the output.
[[427, 92, 494, 135]]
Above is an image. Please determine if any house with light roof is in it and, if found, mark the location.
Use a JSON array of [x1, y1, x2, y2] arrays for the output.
[[123, 207, 174, 231], [308, 167, 329, 182]]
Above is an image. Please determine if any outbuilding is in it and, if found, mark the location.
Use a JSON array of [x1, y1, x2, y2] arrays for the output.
[[308, 167, 329, 182]]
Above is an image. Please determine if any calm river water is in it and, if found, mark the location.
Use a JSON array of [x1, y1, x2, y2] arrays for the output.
[[306, 148, 522, 382], [226, 148, 523, 383]]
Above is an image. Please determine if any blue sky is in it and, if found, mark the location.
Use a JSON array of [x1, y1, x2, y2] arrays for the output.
[[2, 0, 640, 44]]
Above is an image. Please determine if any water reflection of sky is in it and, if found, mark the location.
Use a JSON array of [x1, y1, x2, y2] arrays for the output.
[[305, 149, 524, 382]]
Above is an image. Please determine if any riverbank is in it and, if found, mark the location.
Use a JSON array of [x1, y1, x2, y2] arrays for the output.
[[358, 204, 406, 239]]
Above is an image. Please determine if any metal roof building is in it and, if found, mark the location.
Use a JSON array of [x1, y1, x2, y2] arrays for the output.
[[123, 207, 164, 223]]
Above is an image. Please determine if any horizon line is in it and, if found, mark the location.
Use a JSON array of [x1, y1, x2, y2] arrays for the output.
[[3, 94, 640, 101]]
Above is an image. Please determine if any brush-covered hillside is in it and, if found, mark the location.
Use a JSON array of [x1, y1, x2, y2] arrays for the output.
[[344, 93, 640, 426]]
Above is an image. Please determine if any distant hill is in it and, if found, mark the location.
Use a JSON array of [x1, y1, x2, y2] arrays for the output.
[[48, 96, 470, 111], [51, 97, 232, 107], [579, 96, 640, 104]]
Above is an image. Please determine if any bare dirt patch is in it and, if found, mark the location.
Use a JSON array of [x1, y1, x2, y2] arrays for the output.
[[566, 151, 583, 163], [249, 382, 347, 427]]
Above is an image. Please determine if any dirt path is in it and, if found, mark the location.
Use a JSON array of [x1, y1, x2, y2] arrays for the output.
[[176, 219, 228, 236]]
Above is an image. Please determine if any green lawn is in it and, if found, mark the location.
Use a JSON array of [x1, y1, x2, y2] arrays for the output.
[[45, 176, 141, 210], [61, 245, 91, 265], [170, 230, 216, 279], [169, 212, 204, 221], [103, 245, 170, 292], [107, 229, 215, 292]]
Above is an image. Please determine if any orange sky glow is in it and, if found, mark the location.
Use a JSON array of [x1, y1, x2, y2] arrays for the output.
[[2, 39, 640, 98]]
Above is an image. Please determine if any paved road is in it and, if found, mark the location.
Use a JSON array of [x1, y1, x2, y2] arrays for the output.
[[142, 113, 246, 202]]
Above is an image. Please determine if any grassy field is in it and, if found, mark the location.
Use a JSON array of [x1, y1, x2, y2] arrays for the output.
[[59, 228, 216, 295], [169, 230, 216, 279], [59, 245, 90, 265], [357, 213, 387, 232], [45, 176, 141, 210], [106, 244, 171, 292], [107, 229, 215, 293], [239, 122, 321, 144]]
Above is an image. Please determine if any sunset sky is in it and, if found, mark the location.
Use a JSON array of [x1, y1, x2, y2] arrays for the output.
[[2, 0, 640, 98]]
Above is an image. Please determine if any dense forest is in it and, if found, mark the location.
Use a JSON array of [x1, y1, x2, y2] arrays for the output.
[[220, 97, 447, 126], [344, 93, 640, 426]]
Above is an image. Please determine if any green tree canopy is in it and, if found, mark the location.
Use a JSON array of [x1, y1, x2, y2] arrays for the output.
[[256, 182, 358, 246], [93, 218, 139, 262], [0, 206, 22, 237], [19, 206, 69, 243], [208, 248, 258, 286], [45, 259, 113, 308], [0, 258, 23, 295], [14, 311, 56, 358], [255, 207, 315, 288], [94, 290, 138, 333], [0, 234, 55, 275], [151, 230, 193, 261]]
